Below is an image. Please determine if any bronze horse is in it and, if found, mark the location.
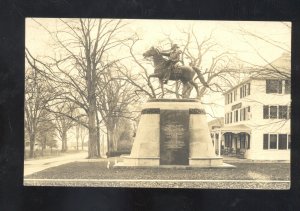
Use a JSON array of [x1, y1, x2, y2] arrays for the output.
[[143, 47, 199, 98]]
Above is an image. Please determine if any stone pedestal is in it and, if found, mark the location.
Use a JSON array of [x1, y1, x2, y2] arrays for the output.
[[118, 99, 223, 167]]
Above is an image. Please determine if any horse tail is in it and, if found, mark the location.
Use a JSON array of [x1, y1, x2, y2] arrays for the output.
[[192, 67, 209, 87]]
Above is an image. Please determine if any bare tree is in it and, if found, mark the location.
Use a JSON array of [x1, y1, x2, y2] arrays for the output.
[[24, 64, 58, 158], [26, 18, 133, 158], [35, 116, 56, 156], [163, 27, 243, 98], [74, 123, 88, 150], [235, 23, 291, 80], [53, 103, 76, 152], [117, 35, 163, 99], [96, 65, 139, 154], [118, 28, 242, 101]]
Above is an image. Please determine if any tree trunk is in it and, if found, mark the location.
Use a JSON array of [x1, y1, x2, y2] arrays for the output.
[[87, 105, 99, 158], [86, 57, 99, 158], [29, 133, 35, 158], [113, 127, 118, 151], [88, 119, 98, 158], [106, 130, 110, 157], [61, 131, 67, 152], [108, 128, 116, 152], [61, 140, 65, 152], [41, 137, 46, 157], [96, 109, 101, 157], [76, 125, 79, 151]]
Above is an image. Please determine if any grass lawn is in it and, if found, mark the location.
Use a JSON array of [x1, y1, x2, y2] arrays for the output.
[[24, 160, 290, 189], [24, 159, 290, 189]]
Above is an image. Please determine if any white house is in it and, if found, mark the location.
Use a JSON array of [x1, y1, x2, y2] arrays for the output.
[[211, 53, 291, 160]]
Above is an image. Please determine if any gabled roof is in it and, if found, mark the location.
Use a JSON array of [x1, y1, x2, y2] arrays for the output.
[[208, 117, 224, 130], [223, 53, 291, 95], [251, 52, 291, 78]]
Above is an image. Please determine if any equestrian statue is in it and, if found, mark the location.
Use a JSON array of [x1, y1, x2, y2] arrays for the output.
[[143, 44, 207, 98]]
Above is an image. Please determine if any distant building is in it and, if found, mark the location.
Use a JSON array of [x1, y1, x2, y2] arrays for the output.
[[211, 53, 291, 160], [208, 117, 224, 131], [208, 117, 224, 155]]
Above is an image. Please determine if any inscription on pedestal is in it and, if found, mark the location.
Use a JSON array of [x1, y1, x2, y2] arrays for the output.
[[160, 110, 189, 165]]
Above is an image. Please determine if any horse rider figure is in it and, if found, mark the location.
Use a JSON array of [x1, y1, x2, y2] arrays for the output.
[[159, 44, 182, 84]]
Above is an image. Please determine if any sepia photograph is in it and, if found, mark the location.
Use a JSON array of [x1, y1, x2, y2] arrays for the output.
[[23, 18, 291, 189]]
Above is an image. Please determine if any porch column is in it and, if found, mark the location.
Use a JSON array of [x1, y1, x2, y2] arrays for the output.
[[213, 132, 216, 152], [218, 131, 221, 156]]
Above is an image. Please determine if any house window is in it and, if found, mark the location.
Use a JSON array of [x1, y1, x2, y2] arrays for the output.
[[263, 134, 268, 150], [240, 87, 243, 98], [264, 105, 290, 119], [278, 134, 287, 150], [230, 112, 232, 123], [240, 109, 243, 121], [239, 83, 251, 98], [247, 106, 251, 120], [285, 80, 291, 94], [235, 110, 239, 122], [233, 111, 235, 123], [270, 106, 278, 119], [269, 134, 277, 149], [263, 106, 269, 119], [226, 93, 234, 104], [266, 80, 283, 94], [240, 108, 248, 121], [247, 83, 251, 95], [263, 134, 290, 150], [234, 90, 237, 101], [278, 106, 288, 119]]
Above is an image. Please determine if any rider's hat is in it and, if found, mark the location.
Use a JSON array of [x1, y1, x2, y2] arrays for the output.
[[171, 44, 180, 49]]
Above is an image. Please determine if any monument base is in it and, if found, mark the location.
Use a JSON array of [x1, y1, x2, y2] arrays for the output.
[[189, 157, 223, 167], [117, 99, 225, 168], [115, 155, 231, 168], [119, 155, 159, 166]]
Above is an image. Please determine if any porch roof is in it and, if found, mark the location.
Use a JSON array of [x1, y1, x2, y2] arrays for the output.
[[211, 124, 251, 134]]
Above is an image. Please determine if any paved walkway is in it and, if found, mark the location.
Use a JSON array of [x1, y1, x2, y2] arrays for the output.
[[24, 151, 89, 176]]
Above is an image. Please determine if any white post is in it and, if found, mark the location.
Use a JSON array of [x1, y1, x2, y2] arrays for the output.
[[213, 132, 216, 153], [218, 131, 221, 156]]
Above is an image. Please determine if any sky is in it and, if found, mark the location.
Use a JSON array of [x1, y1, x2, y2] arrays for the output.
[[26, 18, 291, 63], [25, 18, 291, 121]]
